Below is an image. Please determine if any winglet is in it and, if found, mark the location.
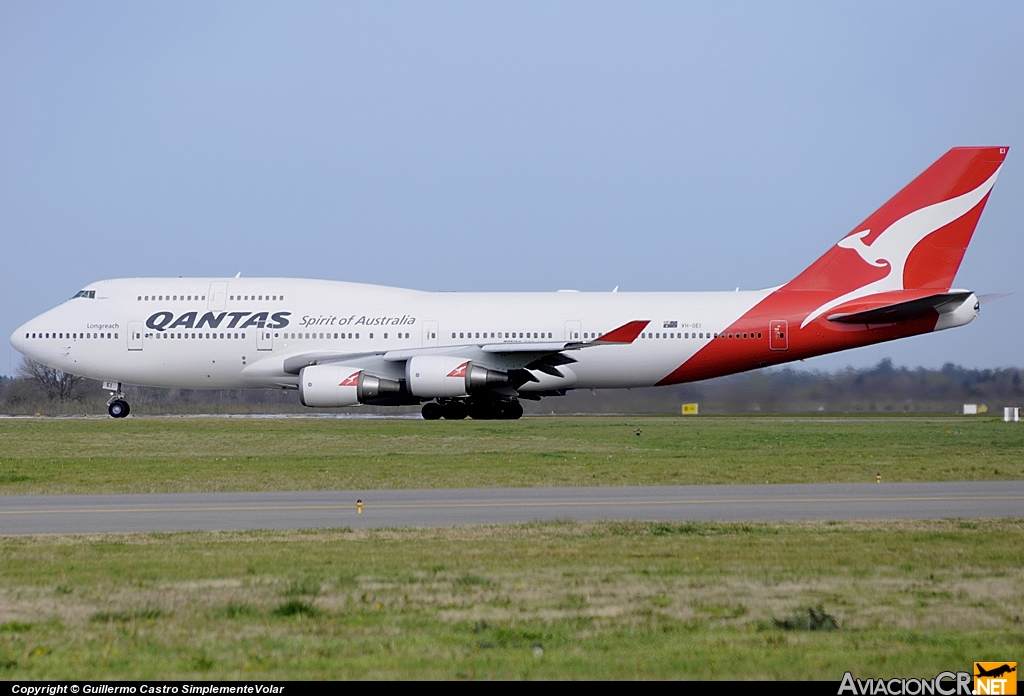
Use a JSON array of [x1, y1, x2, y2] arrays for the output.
[[594, 320, 649, 344]]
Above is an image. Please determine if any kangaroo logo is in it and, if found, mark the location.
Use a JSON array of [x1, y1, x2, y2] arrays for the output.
[[447, 362, 468, 378], [339, 372, 360, 387], [802, 166, 1001, 328]]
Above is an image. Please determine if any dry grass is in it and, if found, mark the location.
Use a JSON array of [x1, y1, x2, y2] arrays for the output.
[[1, 519, 1022, 679]]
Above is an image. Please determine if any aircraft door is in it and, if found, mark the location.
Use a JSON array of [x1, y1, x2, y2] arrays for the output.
[[565, 320, 581, 341], [128, 321, 144, 351], [423, 321, 438, 346], [257, 328, 273, 351], [769, 320, 788, 351], [208, 282, 228, 311]]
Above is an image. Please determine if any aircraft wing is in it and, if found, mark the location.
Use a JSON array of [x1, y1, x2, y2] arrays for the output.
[[279, 320, 649, 375], [481, 319, 650, 353]]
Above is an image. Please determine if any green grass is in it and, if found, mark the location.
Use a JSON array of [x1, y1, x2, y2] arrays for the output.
[[0, 416, 1021, 494], [0, 519, 1021, 679]]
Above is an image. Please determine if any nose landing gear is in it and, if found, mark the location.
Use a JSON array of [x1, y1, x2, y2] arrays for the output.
[[104, 382, 131, 418], [107, 400, 130, 418]]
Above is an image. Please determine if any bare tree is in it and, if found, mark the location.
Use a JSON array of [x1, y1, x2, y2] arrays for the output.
[[17, 359, 85, 402]]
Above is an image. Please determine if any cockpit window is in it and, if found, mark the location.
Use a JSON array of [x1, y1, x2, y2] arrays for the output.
[[72, 290, 96, 299]]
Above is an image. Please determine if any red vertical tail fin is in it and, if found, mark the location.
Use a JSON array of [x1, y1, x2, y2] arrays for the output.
[[786, 146, 1006, 326]]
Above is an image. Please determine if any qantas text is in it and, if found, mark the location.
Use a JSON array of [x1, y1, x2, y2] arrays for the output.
[[146, 311, 291, 331]]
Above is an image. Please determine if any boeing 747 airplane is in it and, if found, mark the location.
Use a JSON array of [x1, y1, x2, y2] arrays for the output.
[[10, 146, 1008, 419]]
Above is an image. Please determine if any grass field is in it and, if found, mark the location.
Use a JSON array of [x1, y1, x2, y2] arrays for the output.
[[1, 416, 1020, 680], [0, 519, 1021, 679], [0, 415, 1021, 495]]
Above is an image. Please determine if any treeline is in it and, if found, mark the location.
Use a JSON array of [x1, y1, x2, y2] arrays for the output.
[[544, 359, 1024, 415], [1, 358, 1022, 416]]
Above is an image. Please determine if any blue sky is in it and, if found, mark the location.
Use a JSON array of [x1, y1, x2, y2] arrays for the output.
[[2, 1, 1022, 375]]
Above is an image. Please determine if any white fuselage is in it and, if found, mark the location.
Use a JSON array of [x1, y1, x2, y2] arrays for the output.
[[11, 277, 772, 392]]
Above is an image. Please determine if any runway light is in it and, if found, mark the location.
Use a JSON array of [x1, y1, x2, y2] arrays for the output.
[[357, 499, 363, 514], [876, 473, 882, 484]]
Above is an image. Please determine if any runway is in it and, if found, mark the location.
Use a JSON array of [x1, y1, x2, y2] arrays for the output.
[[1, 481, 1021, 534]]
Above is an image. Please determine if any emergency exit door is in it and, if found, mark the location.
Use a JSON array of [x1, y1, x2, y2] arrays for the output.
[[128, 321, 144, 351], [423, 321, 438, 346], [769, 320, 788, 351]]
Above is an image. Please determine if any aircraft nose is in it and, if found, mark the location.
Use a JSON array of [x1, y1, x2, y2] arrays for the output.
[[10, 323, 27, 355]]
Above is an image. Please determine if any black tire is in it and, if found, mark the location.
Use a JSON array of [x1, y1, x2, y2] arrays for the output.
[[108, 400, 129, 418], [421, 402, 443, 420], [442, 401, 468, 420], [468, 403, 496, 420], [501, 401, 524, 420]]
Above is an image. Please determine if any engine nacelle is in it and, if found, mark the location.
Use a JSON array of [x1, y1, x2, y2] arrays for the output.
[[406, 356, 508, 398], [299, 365, 401, 407]]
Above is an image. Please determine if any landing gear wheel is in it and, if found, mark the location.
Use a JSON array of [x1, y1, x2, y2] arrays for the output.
[[421, 402, 443, 420], [500, 401, 524, 420], [468, 402, 496, 420], [107, 400, 130, 418], [442, 401, 468, 420]]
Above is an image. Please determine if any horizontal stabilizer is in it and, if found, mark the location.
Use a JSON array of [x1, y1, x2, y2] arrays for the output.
[[827, 291, 974, 325], [978, 292, 1010, 305]]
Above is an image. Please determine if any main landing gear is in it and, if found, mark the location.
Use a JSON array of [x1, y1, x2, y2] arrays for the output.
[[105, 382, 131, 418], [421, 398, 523, 420]]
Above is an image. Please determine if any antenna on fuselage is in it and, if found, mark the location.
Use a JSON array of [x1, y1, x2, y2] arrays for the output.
[[612, 286, 618, 293], [235, 272, 242, 278]]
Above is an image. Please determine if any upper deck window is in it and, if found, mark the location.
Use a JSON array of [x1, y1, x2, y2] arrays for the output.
[[72, 290, 95, 299]]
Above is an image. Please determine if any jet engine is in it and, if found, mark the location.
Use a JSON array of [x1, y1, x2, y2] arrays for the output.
[[299, 365, 401, 407], [406, 355, 508, 398]]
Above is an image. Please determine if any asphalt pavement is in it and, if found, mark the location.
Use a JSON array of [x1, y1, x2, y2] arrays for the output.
[[1, 481, 1021, 534]]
